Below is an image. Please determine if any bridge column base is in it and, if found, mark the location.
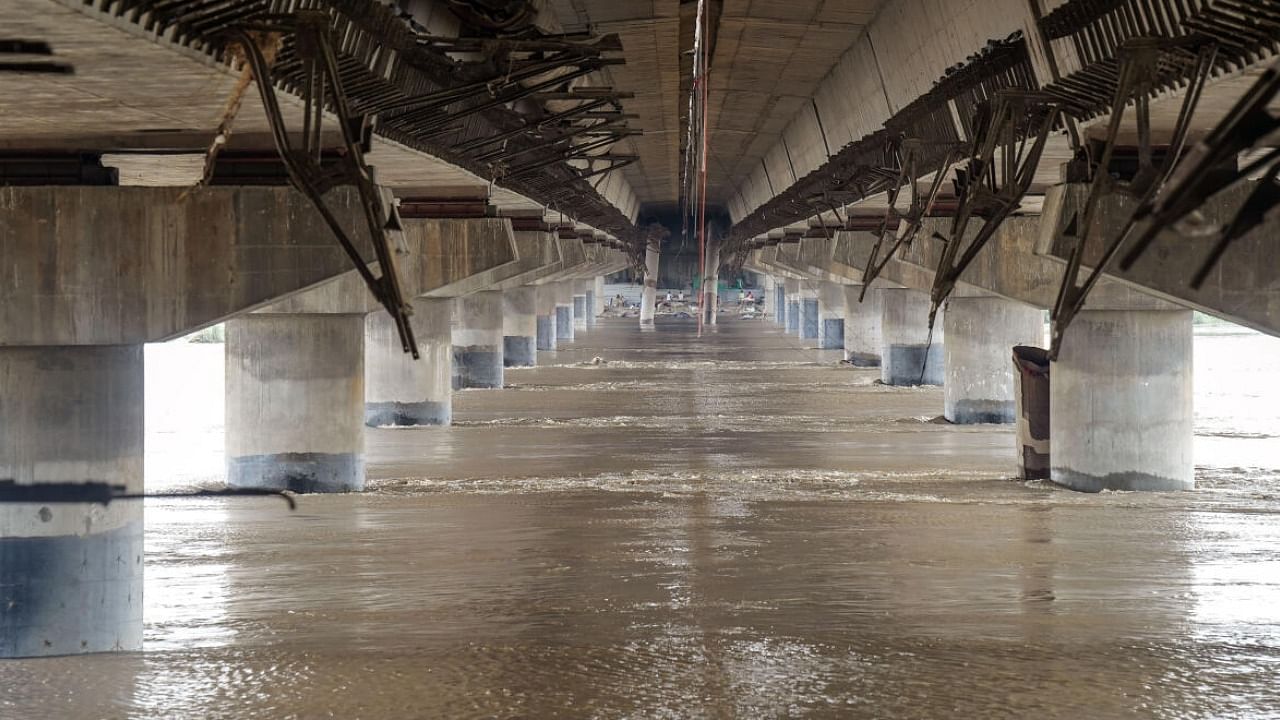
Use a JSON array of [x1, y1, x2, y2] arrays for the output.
[[880, 288, 943, 386], [366, 298, 452, 427], [572, 282, 589, 333], [227, 314, 365, 493], [555, 282, 575, 343], [944, 297, 1044, 424], [1051, 310, 1194, 492], [452, 291, 504, 390], [800, 287, 819, 340], [536, 285, 558, 352], [503, 287, 537, 368], [0, 345, 144, 657], [843, 284, 881, 367], [819, 281, 846, 349]]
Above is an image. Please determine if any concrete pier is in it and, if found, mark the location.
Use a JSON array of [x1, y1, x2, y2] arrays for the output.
[[452, 291, 504, 389], [843, 284, 882, 366], [503, 287, 538, 367], [572, 281, 589, 333], [555, 282, 576, 343], [785, 279, 800, 333], [1051, 310, 1194, 492], [880, 288, 944, 386], [0, 345, 144, 657], [365, 298, 453, 426], [818, 281, 845, 350], [640, 241, 659, 328], [536, 284, 558, 352], [226, 314, 365, 492], [800, 286, 819, 340], [593, 277, 606, 318], [943, 297, 1044, 424]]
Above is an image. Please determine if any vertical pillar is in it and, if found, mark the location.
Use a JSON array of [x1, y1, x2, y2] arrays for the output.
[[1051, 310, 1193, 491], [785, 279, 801, 334], [703, 245, 720, 326], [593, 276, 606, 318], [585, 278, 598, 329], [640, 240, 660, 328], [502, 287, 538, 367], [843, 283, 882, 366], [0, 345, 143, 657], [452, 290, 504, 389], [800, 285, 819, 340], [818, 281, 846, 349], [365, 298, 452, 426], [554, 281, 575, 343], [572, 280, 590, 332], [943, 297, 1044, 424], [880, 288, 944, 386], [227, 314, 365, 492], [774, 278, 787, 325], [760, 275, 776, 322], [536, 284, 558, 352]]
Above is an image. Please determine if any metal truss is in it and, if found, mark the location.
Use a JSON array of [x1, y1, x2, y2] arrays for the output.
[[859, 139, 965, 302], [928, 89, 1065, 330], [233, 12, 419, 357], [1049, 37, 1218, 359], [1118, 58, 1280, 288]]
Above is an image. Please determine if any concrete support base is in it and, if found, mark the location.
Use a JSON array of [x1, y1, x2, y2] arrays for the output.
[[555, 282, 575, 344], [801, 296, 819, 340], [536, 285, 557, 352], [1051, 310, 1194, 492], [843, 284, 882, 367], [452, 291, 504, 389], [787, 300, 800, 334], [227, 314, 365, 493], [944, 298, 1044, 424], [880, 288, 943, 386], [819, 282, 845, 350], [502, 287, 537, 368], [640, 243, 659, 328], [0, 345, 144, 657], [366, 298, 453, 426]]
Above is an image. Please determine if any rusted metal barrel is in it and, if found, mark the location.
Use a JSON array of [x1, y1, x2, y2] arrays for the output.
[[1013, 346, 1051, 480]]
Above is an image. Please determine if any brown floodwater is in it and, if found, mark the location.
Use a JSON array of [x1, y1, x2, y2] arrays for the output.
[[4, 317, 1280, 719]]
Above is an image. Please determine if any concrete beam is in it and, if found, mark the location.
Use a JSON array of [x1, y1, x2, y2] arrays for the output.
[[1036, 182, 1280, 336], [0, 185, 371, 345]]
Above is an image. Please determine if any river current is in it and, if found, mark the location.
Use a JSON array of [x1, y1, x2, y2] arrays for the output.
[[3, 316, 1279, 718]]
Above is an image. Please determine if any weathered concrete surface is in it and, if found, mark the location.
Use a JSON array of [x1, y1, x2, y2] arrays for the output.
[[0, 186, 370, 345], [881, 288, 944, 386], [818, 281, 846, 350], [1036, 183, 1280, 336], [1051, 309, 1194, 492], [844, 283, 882, 366], [536, 284, 558, 352], [0, 344, 143, 657], [226, 314, 365, 493], [365, 298, 453, 427], [503, 287, 538, 367], [944, 297, 1044, 424], [264, 218, 519, 314], [452, 291, 504, 389], [485, 232, 564, 292]]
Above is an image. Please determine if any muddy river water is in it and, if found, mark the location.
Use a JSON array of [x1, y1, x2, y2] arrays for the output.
[[4, 317, 1280, 718]]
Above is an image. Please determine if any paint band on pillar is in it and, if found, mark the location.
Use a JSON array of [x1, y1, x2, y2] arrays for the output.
[[0, 345, 144, 657], [536, 284, 558, 352], [366, 297, 453, 426], [452, 291, 504, 389], [555, 281, 575, 342], [880, 288, 943, 386], [818, 282, 845, 350], [226, 314, 367, 493], [502, 287, 538, 367]]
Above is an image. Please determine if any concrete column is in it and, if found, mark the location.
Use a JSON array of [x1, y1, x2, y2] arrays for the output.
[[585, 278, 598, 329], [593, 276, 606, 317], [943, 297, 1044, 424], [844, 284, 882, 366], [1051, 309, 1193, 492], [880, 288, 944, 386], [536, 284, 557, 352], [761, 275, 776, 322], [640, 240, 660, 328], [554, 281, 575, 343], [227, 314, 365, 492], [572, 280, 589, 332], [774, 278, 787, 326], [502, 287, 538, 367], [365, 298, 453, 426], [0, 345, 143, 657], [703, 246, 720, 326], [785, 279, 801, 334], [800, 285, 819, 340], [452, 290, 504, 389], [818, 281, 846, 350]]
